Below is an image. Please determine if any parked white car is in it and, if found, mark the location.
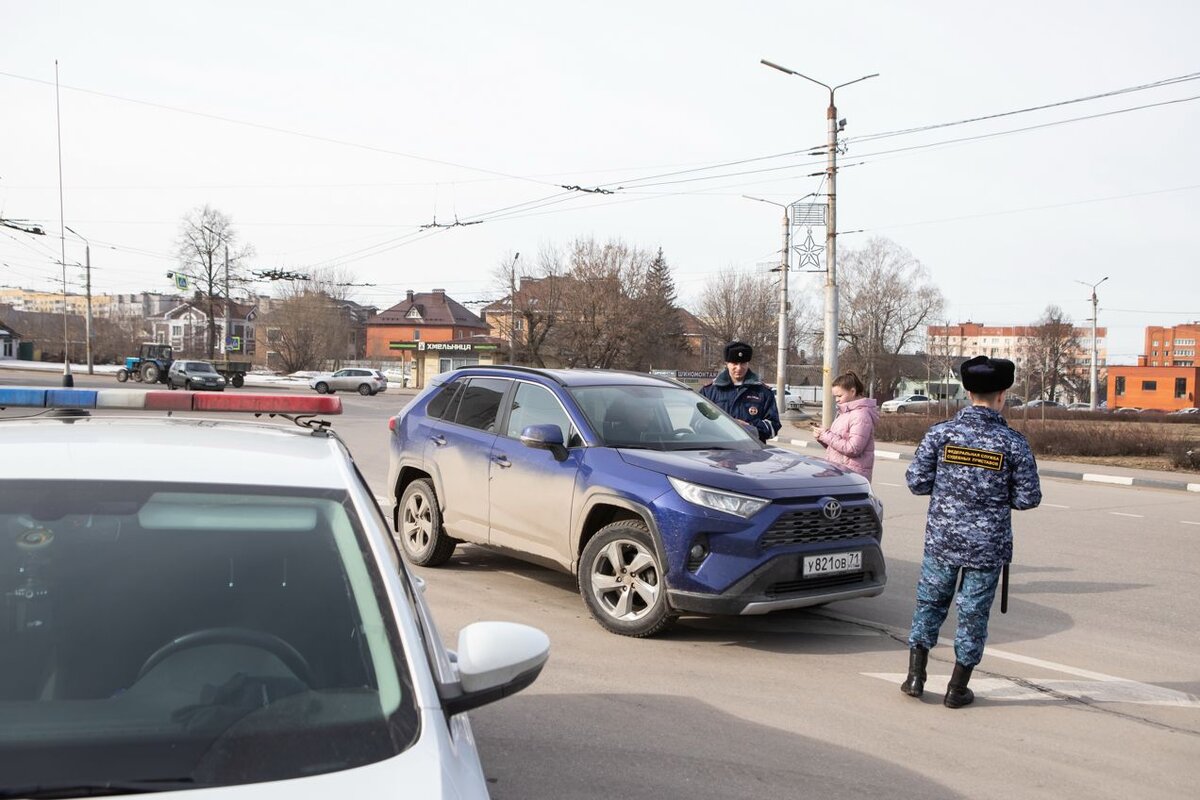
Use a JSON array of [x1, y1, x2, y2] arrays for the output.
[[880, 394, 930, 414], [310, 368, 388, 396]]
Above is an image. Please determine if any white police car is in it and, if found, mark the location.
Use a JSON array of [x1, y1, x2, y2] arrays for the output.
[[0, 386, 548, 798]]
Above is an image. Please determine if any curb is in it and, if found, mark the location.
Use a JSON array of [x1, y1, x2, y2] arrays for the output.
[[779, 438, 1200, 495]]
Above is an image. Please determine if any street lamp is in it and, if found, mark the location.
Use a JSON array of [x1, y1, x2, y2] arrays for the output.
[[761, 59, 878, 428], [743, 192, 819, 419], [64, 226, 94, 374], [1075, 276, 1108, 410]]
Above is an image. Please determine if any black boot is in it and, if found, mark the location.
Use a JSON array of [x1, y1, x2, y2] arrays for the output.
[[900, 646, 929, 697], [944, 662, 975, 708]]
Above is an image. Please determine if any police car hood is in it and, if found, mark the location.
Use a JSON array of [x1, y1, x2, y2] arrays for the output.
[[616, 446, 868, 496]]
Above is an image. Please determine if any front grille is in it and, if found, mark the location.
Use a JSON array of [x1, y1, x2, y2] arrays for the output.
[[766, 572, 867, 596], [760, 506, 881, 547]]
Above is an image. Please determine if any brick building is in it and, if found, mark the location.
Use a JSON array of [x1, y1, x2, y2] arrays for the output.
[[1144, 322, 1199, 367], [366, 289, 491, 382]]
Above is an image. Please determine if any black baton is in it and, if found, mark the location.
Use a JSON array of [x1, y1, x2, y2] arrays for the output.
[[1000, 563, 1010, 614]]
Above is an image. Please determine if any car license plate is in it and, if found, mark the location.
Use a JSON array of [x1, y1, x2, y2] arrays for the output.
[[803, 551, 862, 577]]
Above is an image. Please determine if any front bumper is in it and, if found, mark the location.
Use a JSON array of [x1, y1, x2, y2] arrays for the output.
[[667, 545, 886, 615]]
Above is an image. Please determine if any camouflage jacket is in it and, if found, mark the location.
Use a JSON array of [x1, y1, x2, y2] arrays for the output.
[[906, 405, 1042, 568]]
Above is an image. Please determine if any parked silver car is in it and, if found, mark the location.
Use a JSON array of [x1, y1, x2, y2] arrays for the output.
[[311, 368, 388, 396]]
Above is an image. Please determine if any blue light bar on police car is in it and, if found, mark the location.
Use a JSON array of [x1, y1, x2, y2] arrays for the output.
[[0, 387, 342, 414]]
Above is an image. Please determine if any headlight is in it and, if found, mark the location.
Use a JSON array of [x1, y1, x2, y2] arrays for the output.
[[668, 476, 769, 519]]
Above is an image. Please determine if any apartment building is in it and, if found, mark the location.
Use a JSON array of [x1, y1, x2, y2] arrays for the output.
[[1144, 322, 1199, 367], [926, 322, 1108, 370]]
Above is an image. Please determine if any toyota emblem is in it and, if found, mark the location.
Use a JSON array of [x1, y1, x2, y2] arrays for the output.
[[821, 498, 842, 520]]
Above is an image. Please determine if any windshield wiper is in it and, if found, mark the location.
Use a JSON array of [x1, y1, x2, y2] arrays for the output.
[[2, 778, 199, 798]]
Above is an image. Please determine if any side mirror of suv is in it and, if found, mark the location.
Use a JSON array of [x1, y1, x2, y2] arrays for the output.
[[519, 424, 567, 460]]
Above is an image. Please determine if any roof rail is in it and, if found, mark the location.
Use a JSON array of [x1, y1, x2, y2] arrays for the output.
[[463, 364, 567, 386]]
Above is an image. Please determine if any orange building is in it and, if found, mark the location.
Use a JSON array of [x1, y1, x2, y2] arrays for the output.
[[1144, 323, 1199, 367], [1107, 365, 1200, 411], [365, 289, 490, 375]]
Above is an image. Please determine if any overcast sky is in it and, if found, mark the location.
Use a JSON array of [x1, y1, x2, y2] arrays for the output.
[[2, 1, 1197, 364]]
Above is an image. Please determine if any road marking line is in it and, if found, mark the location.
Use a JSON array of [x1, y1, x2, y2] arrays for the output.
[[877, 481, 903, 488], [875, 450, 903, 460], [863, 673, 1200, 707], [1041, 502, 1070, 509], [1182, 520, 1200, 526], [1190, 483, 1200, 493], [1083, 473, 1134, 485], [1109, 512, 1144, 518]]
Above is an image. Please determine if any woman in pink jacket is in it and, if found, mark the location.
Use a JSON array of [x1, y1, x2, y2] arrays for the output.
[[811, 372, 880, 481]]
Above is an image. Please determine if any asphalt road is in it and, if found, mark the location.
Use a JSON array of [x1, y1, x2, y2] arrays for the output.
[[6, 372, 1199, 799]]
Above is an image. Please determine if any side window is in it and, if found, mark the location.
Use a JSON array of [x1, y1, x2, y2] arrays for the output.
[[505, 382, 577, 445], [426, 380, 463, 420], [453, 378, 509, 432]]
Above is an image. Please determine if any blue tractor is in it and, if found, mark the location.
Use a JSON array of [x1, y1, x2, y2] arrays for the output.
[[116, 343, 174, 384]]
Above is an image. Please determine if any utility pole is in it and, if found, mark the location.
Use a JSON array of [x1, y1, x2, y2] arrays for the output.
[[55, 60, 72, 387], [776, 208, 790, 407], [761, 59, 878, 427], [223, 244, 231, 358], [508, 251, 520, 365], [65, 226, 93, 374], [1076, 276, 1108, 410]]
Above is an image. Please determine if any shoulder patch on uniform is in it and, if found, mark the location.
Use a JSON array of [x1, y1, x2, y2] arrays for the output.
[[942, 444, 1004, 471]]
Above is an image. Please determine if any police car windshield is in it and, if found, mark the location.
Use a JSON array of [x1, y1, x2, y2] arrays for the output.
[[0, 479, 419, 790], [570, 385, 760, 451]]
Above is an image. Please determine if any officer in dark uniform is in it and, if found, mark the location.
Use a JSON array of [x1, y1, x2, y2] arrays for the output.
[[900, 356, 1042, 708], [699, 341, 781, 443]]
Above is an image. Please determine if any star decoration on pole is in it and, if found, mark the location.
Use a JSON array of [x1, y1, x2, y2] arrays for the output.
[[794, 227, 825, 269]]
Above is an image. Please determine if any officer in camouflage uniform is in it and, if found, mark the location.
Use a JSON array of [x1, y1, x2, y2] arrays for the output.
[[900, 356, 1042, 708]]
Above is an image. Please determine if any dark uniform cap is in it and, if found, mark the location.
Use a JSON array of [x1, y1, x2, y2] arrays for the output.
[[960, 356, 1015, 393], [724, 341, 753, 363]]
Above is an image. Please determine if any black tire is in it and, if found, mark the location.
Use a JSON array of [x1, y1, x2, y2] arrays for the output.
[[116, 369, 129, 383], [315, 382, 329, 394], [579, 521, 675, 638], [231, 374, 244, 388], [185, 380, 193, 391], [168, 380, 177, 390], [133, 370, 144, 383], [396, 479, 456, 567], [141, 362, 160, 383], [358, 383, 372, 396]]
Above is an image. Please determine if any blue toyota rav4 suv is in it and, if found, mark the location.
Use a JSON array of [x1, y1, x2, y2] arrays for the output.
[[388, 366, 885, 637]]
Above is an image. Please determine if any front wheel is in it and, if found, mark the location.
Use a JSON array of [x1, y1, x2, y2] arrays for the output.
[[396, 479, 456, 566], [579, 521, 675, 637], [141, 362, 160, 383], [116, 369, 129, 383], [314, 382, 329, 394]]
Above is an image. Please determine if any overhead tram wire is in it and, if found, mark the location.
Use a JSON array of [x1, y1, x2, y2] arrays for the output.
[[848, 70, 1200, 144]]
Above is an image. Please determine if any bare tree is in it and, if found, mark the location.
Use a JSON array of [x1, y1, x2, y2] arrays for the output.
[[174, 205, 253, 358], [554, 237, 651, 369], [835, 237, 944, 398], [1026, 305, 1082, 402], [693, 267, 812, 383], [491, 245, 567, 367], [262, 268, 357, 373]]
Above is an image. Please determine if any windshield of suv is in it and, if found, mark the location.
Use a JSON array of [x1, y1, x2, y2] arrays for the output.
[[0, 480, 419, 790], [570, 385, 760, 451]]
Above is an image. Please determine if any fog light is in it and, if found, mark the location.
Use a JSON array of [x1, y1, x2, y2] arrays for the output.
[[689, 544, 708, 560]]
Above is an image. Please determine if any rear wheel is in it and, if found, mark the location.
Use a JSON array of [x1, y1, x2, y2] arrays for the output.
[[396, 479, 456, 566], [116, 369, 129, 383], [358, 383, 373, 396], [314, 382, 330, 394], [230, 374, 244, 388], [579, 521, 675, 637]]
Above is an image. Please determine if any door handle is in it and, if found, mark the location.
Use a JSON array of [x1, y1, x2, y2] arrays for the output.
[[430, 434, 447, 447], [492, 454, 512, 468]]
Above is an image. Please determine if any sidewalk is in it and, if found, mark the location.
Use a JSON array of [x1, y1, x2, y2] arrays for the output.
[[776, 434, 1200, 494]]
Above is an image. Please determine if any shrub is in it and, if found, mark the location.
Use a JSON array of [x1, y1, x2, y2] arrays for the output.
[[1168, 440, 1200, 471]]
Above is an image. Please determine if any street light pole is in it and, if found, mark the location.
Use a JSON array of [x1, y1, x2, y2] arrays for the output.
[[761, 59, 878, 428], [65, 226, 93, 374], [1076, 276, 1109, 410]]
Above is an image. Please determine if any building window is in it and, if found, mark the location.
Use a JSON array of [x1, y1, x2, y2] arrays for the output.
[[1141, 380, 1157, 392], [1177, 378, 1189, 398], [413, 329, 420, 340], [1152, 340, 1159, 346], [1115, 376, 1125, 396]]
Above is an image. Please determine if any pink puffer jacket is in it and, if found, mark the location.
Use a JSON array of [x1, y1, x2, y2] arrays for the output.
[[816, 397, 880, 480]]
